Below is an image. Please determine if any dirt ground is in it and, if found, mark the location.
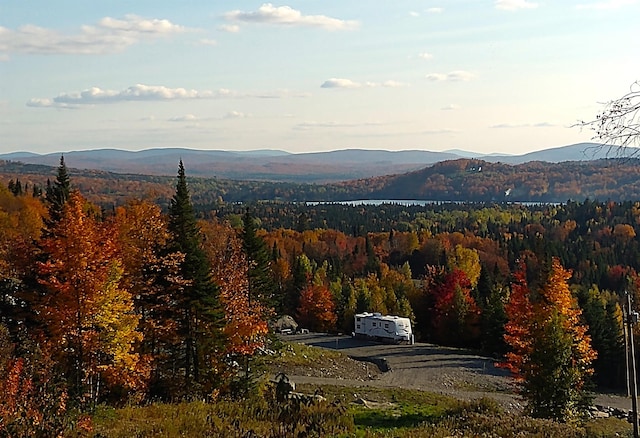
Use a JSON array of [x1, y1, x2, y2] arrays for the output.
[[273, 333, 633, 413]]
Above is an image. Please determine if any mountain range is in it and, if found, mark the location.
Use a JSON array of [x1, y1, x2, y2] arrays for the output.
[[0, 142, 629, 183]]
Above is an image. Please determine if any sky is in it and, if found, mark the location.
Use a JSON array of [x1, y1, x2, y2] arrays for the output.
[[1, 0, 639, 156]]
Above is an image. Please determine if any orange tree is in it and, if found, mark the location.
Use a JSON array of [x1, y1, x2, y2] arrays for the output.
[[502, 258, 596, 422], [37, 191, 142, 405], [297, 283, 337, 333], [200, 219, 270, 395]]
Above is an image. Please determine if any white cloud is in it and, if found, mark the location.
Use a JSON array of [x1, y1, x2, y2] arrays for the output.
[[321, 78, 363, 89], [97, 15, 184, 33], [576, 0, 636, 9], [223, 3, 359, 31], [25, 98, 80, 109], [409, 11, 421, 17], [294, 121, 383, 130], [0, 15, 187, 56], [441, 104, 460, 110], [426, 7, 444, 13], [425, 70, 476, 81], [218, 24, 240, 33], [490, 122, 556, 128], [425, 73, 447, 81], [418, 52, 433, 60], [494, 0, 539, 10], [224, 110, 249, 119], [199, 38, 218, 46], [421, 128, 458, 135], [169, 114, 199, 122], [381, 80, 408, 88], [320, 78, 407, 89], [27, 84, 304, 108]]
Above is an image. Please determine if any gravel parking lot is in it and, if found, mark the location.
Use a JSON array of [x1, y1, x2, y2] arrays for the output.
[[280, 332, 632, 412]]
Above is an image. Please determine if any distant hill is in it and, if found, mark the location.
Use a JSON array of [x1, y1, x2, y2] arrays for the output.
[[2, 154, 640, 205], [337, 157, 640, 203], [0, 142, 626, 183], [482, 143, 636, 164]]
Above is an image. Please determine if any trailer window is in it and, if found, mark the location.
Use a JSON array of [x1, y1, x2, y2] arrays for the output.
[[385, 323, 389, 329], [372, 322, 376, 327], [356, 324, 360, 329], [356, 317, 361, 322]]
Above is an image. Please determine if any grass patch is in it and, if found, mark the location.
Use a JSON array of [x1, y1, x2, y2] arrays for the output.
[[88, 392, 633, 438], [270, 341, 344, 367], [584, 417, 633, 437], [350, 390, 501, 433], [353, 402, 447, 429], [88, 379, 633, 438]]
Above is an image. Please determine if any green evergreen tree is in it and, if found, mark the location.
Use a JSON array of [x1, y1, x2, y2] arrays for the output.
[[477, 266, 508, 354], [44, 155, 71, 227], [577, 286, 625, 389], [167, 160, 224, 395], [523, 311, 593, 421], [284, 253, 311, 316], [8, 179, 23, 196], [241, 209, 279, 313], [364, 235, 380, 275], [32, 183, 43, 198]]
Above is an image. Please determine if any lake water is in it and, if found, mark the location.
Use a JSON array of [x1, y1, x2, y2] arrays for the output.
[[307, 200, 557, 206], [307, 200, 454, 206]]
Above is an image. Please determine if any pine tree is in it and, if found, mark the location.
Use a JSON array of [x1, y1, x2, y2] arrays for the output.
[[477, 265, 508, 355], [241, 209, 278, 313], [167, 160, 224, 395], [44, 155, 70, 229], [577, 286, 625, 389], [285, 253, 311, 316]]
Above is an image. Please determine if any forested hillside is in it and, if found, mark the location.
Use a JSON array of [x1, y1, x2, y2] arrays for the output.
[[334, 158, 640, 202], [3, 157, 640, 207]]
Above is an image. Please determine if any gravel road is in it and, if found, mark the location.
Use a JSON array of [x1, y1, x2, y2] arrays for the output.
[[280, 333, 632, 412]]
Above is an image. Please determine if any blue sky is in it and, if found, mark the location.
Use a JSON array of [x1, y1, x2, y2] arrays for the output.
[[1, 0, 639, 155]]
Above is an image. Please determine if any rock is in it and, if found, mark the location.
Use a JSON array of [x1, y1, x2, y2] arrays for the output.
[[591, 410, 610, 419]]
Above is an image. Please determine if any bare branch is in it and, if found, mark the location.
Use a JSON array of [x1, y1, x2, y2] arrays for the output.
[[576, 80, 640, 158]]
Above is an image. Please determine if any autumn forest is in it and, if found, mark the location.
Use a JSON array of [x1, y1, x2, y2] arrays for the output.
[[1, 156, 640, 434]]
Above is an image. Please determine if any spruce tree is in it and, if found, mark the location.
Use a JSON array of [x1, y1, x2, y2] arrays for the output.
[[167, 160, 224, 394], [241, 209, 278, 313], [45, 155, 71, 227]]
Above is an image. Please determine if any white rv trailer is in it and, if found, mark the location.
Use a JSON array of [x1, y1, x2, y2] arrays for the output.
[[353, 312, 413, 344]]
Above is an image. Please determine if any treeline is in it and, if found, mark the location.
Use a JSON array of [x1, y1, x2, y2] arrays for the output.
[[0, 157, 637, 428], [4, 157, 640, 207]]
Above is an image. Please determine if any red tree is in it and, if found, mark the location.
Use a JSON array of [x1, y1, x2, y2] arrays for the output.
[[430, 269, 480, 346], [297, 284, 337, 333]]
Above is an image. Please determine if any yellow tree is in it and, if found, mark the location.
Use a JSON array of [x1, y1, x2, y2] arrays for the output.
[[37, 191, 142, 404], [502, 258, 596, 422], [448, 244, 481, 288], [379, 263, 416, 319]]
